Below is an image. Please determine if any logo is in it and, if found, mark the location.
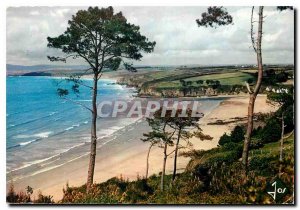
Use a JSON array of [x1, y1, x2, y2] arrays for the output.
[[266, 178, 288, 201]]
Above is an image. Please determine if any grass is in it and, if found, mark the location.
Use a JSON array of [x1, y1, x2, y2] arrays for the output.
[[184, 72, 255, 85], [249, 132, 294, 159]]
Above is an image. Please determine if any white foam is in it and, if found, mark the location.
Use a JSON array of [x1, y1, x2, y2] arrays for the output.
[[64, 126, 74, 131], [34, 131, 52, 138], [8, 154, 60, 173], [19, 139, 36, 146], [97, 126, 125, 139], [9, 131, 53, 149]]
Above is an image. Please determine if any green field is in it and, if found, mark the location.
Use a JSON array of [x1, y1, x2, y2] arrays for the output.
[[154, 71, 255, 89], [186, 72, 254, 85]]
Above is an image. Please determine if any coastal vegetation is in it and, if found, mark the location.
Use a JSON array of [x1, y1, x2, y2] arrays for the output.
[[142, 108, 212, 190]]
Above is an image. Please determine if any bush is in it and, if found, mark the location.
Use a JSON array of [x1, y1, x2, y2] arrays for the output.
[[247, 78, 254, 84], [6, 184, 31, 203], [219, 133, 231, 146], [192, 165, 211, 190], [121, 179, 153, 203], [248, 156, 277, 176], [230, 125, 245, 143], [284, 105, 294, 133], [6, 184, 53, 204], [275, 71, 289, 83], [222, 142, 242, 151], [34, 191, 54, 204], [249, 139, 264, 150], [252, 126, 263, 138], [261, 117, 281, 143], [219, 125, 245, 146]]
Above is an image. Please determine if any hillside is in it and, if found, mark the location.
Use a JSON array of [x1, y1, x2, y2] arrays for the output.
[[116, 65, 293, 97], [57, 133, 294, 204]]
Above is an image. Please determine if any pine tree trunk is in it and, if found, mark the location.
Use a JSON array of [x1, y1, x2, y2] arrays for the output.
[[242, 94, 256, 167], [146, 143, 153, 179], [241, 6, 264, 170], [160, 142, 168, 191], [86, 76, 98, 193], [280, 112, 285, 162], [172, 129, 181, 181]]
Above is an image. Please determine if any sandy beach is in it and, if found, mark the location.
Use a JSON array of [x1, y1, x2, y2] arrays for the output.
[[8, 94, 277, 201]]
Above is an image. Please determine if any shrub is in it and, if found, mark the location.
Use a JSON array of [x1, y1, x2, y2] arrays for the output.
[[248, 156, 277, 176], [121, 179, 153, 203], [6, 184, 53, 204], [283, 105, 294, 133], [219, 125, 245, 146], [34, 191, 54, 204], [249, 139, 264, 150], [247, 78, 254, 84], [192, 165, 211, 190], [252, 126, 263, 138], [222, 142, 242, 153], [230, 125, 245, 143], [219, 133, 231, 146], [6, 184, 31, 203], [261, 117, 281, 143], [275, 71, 288, 83]]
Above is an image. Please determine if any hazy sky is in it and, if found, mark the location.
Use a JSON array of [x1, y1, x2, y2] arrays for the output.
[[6, 6, 294, 66]]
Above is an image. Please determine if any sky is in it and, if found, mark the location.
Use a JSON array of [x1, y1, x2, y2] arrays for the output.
[[6, 6, 294, 66]]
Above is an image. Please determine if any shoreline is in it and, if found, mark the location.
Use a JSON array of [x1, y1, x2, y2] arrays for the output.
[[7, 94, 277, 201]]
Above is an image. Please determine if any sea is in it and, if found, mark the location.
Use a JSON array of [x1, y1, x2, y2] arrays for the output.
[[6, 76, 225, 182]]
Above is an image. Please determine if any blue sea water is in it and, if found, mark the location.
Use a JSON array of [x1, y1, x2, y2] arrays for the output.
[[6, 76, 137, 174], [6, 76, 225, 181]]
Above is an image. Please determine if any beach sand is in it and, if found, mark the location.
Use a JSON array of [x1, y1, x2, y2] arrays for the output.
[[9, 95, 277, 201]]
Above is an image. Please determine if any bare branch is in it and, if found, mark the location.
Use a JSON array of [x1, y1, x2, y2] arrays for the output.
[[250, 6, 257, 53], [167, 149, 176, 157], [245, 81, 253, 94]]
